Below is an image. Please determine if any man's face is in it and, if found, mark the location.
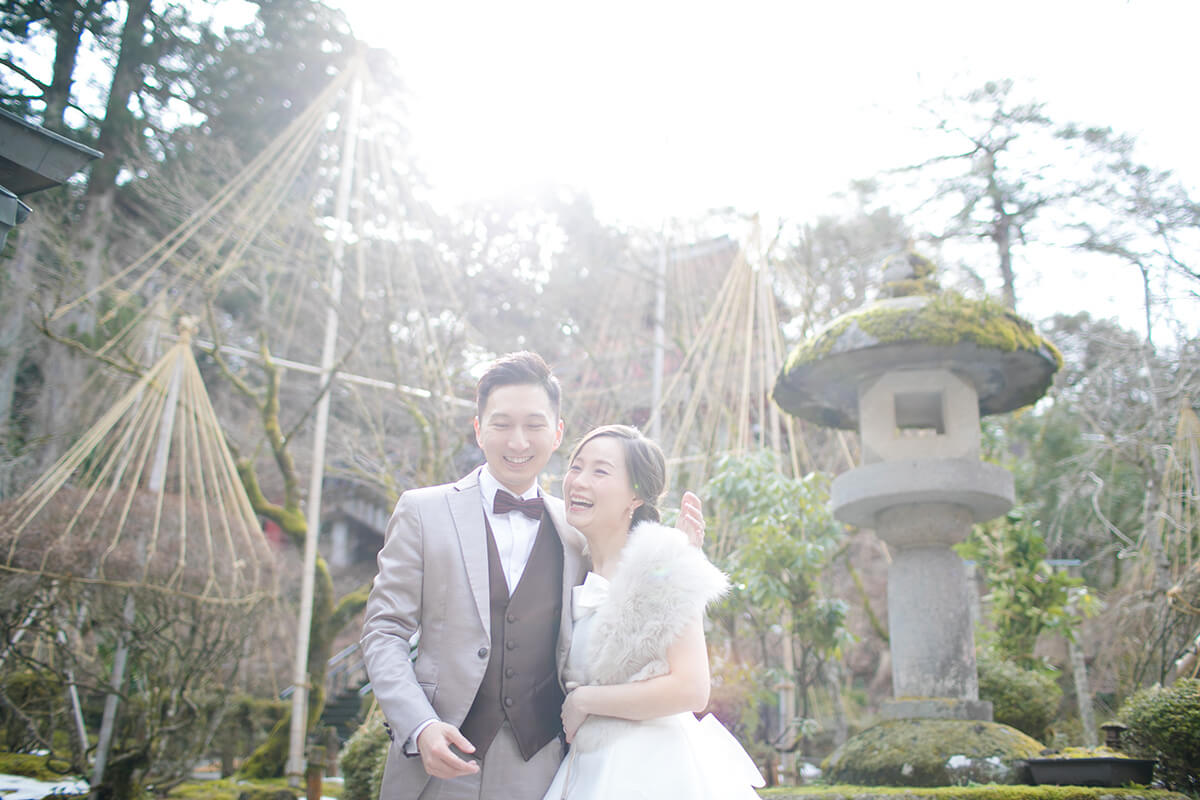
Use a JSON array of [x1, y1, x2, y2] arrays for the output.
[[474, 383, 563, 495]]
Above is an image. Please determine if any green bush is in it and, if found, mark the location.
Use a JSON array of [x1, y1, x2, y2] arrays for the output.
[[339, 716, 389, 800], [1119, 678, 1200, 794], [1, 668, 66, 752], [212, 694, 288, 775], [977, 654, 1060, 743]]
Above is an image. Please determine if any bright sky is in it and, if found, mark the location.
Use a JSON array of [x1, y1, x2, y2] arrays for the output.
[[336, 0, 1199, 331]]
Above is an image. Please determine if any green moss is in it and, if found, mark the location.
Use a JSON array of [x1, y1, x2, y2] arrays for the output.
[[164, 776, 343, 800], [758, 785, 1188, 799], [1038, 746, 1136, 759], [880, 277, 942, 298], [0, 751, 80, 781], [783, 292, 1063, 375]]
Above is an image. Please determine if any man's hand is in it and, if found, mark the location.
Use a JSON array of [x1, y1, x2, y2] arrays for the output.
[[675, 490, 706, 548], [416, 721, 480, 779]]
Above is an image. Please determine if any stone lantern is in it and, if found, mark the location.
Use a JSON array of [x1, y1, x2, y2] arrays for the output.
[[772, 252, 1061, 784]]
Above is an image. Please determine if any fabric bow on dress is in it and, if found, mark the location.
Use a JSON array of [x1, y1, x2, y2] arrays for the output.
[[572, 572, 609, 621]]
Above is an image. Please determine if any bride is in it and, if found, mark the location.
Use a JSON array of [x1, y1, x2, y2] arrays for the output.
[[542, 425, 764, 799]]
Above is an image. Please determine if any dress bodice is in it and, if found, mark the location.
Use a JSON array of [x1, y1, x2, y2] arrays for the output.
[[563, 571, 609, 687]]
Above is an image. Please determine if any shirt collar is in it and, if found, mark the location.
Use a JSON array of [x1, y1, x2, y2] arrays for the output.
[[479, 465, 540, 506]]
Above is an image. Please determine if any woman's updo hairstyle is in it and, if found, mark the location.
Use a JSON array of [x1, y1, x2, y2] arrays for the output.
[[569, 424, 667, 525]]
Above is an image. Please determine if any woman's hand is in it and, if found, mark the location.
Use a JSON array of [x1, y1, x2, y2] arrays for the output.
[[675, 490, 706, 548], [561, 685, 592, 743]]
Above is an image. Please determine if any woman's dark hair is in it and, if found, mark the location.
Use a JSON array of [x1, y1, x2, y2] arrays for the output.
[[569, 424, 666, 525], [475, 351, 562, 419]]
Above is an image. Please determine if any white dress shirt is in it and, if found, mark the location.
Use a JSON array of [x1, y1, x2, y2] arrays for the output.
[[478, 465, 543, 596]]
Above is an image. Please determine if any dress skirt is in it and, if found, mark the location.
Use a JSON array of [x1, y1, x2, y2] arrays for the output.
[[541, 711, 764, 800]]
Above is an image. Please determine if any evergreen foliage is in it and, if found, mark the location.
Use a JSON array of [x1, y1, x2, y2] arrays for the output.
[[338, 716, 388, 800], [976, 653, 1061, 742], [956, 512, 1095, 670], [1119, 679, 1200, 794], [703, 451, 847, 751]]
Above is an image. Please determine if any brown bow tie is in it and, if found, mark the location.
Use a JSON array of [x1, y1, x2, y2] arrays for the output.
[[493, 491, 544, 520]]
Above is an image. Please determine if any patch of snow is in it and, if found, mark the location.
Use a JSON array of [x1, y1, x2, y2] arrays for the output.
[[0, 774, 88, 800], [946, 754, 973, 768]]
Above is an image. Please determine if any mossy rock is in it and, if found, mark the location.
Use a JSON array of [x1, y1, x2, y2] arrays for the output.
[[774, 293, 1061, 429], [820, 719, 1044, 786]]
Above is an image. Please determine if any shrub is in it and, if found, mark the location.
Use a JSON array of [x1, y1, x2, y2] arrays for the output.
[[977, 654, 1060, 743], [1119, 678, 1200, 793], [339, 716, 389, 800]]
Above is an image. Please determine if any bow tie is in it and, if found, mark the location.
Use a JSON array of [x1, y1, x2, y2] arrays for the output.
[[493, 491, 544, 520]]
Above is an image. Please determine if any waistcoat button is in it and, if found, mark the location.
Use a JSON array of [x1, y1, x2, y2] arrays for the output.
[[507, 614, 516, 624], [504, 697, 514, 708], [506, 640, 517, 650], [505, 667, 515, 678], [477, 647, 488, 659]]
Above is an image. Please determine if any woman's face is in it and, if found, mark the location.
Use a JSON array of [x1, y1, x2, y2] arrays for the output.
[[563, 435, 642, 538]]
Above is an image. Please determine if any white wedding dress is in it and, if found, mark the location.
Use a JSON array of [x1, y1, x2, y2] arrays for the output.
[[541, 572, 765, 800]]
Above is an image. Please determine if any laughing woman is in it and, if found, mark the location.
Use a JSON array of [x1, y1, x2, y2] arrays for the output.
[[542, 425, 764, 800]]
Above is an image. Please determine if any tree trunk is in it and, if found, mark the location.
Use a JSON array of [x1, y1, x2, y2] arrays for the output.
[[990, 194, 1017, 309], [0, 215, 44, 450], [37, 0, 151, 469], [42, 1, 87, 132], [77, 0, 151, 309]]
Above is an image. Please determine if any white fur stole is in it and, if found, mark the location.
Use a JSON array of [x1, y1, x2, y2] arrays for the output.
[[573, 521, 729, 750]]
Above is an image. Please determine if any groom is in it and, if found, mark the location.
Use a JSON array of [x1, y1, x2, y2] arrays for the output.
[[362, 351, 575, 800]]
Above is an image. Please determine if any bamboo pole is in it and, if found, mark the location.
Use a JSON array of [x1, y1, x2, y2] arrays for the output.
[[286, 64, 363, 785]]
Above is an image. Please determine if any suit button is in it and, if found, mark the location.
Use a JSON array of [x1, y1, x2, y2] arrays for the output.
[[477, 647, 488, 659], [506, 640, 517, 650], [505, 667, 515, 678], [506, 614, 516, 624], [504, 697, 514, 708]]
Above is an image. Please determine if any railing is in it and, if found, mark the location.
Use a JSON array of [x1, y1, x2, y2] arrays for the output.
[[281, 643, 370, 700]]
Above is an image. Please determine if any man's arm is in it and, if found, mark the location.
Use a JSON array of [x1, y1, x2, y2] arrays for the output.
[[359, 491, 479, 779], [360, 493, 435, 740]]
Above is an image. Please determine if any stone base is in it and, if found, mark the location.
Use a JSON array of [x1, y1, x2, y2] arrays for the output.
[[882, 697, 993, 721]]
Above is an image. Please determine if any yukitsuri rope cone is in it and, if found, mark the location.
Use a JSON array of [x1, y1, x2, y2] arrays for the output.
[[0, 318, 274, 603], [0, 317, 277, 786]]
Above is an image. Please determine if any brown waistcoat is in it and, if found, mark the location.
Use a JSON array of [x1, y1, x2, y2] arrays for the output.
[[459, 513, 565, 761]]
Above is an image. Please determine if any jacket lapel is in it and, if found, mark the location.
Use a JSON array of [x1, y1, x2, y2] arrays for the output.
[[448, 469, 490, 635]]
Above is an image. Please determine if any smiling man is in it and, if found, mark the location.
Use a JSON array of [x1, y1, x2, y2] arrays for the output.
[[361, 351, 704, 800]]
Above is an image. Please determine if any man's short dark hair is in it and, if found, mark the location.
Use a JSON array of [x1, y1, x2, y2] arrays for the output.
[[476, 351, 562, 419]]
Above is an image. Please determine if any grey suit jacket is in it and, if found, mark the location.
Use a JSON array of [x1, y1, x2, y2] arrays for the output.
[[360, 468, 587, 799]]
